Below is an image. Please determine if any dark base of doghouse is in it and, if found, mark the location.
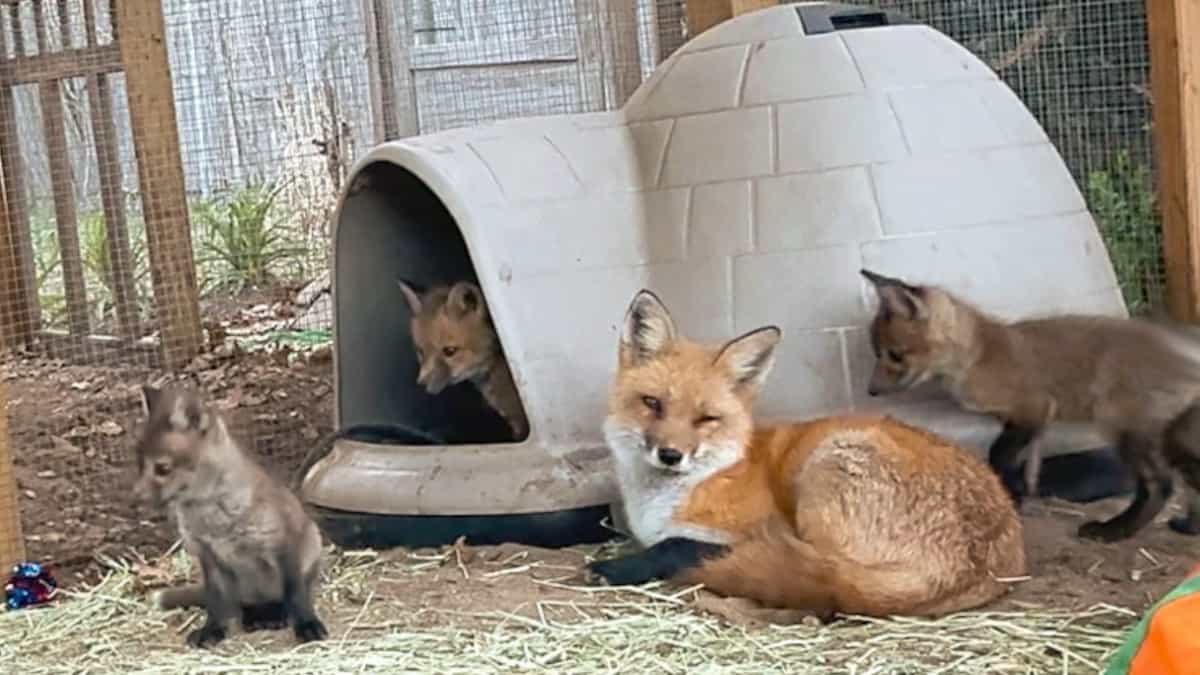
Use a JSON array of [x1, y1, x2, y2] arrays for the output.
[[311, 503, 617, 550]]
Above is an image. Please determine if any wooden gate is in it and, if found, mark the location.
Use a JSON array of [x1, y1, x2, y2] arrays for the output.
[[362, 0, 644, 140], [0, 0, 202, 368]]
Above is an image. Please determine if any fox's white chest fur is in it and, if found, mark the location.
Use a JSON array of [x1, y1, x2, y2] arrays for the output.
[[603, 418, 737, 548]]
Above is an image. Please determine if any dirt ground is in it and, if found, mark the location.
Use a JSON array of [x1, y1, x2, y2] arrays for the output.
[[2, 286, 1198, 620], [366, 499, 1200, 620]]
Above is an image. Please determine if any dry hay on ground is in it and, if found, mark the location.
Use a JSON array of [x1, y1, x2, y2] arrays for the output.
[[1, 539, 1139, 675]]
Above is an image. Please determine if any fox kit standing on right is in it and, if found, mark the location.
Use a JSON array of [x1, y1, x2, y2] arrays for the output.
[[397, 279, 529, 441], [861, 269, 1200, 543], [133, 385, 328, 648]]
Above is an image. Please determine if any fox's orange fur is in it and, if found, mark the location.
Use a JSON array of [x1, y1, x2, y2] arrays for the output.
[[397, 279, 528, 441], [596, 290, 1026, 618]]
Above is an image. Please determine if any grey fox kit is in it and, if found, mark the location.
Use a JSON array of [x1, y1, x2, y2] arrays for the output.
[[861, 269, 1200, 542], [133, 385, 328, 647]]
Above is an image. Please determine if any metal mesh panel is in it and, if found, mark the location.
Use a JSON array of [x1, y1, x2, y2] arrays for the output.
[[0, 0, 1165, 582], [839, 0, 1165, 314]]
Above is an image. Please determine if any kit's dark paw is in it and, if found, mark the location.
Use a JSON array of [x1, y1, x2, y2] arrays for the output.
[[999, 465, 1028, 506], [1168, 515, 1200, 536], [1077, 519, 1135, 543], [294, 618, 329, 643], [186, 623, 227, 648], [242, 603, 288, 632]]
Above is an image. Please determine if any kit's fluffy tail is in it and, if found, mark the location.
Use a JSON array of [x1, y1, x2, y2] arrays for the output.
[[152, 583, 204, 610]]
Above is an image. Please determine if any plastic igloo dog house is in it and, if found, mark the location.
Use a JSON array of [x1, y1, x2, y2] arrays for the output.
[[299, 2, 1129, 549]]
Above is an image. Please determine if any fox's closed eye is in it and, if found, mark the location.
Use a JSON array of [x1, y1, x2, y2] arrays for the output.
[[641, 395, 663, 415], [695, 414, 721, 426]]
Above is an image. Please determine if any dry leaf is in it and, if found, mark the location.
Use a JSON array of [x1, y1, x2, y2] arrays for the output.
[[99, 421, 124, 436]]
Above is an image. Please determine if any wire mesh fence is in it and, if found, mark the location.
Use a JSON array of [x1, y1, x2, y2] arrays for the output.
[[0, 0, 1168, 580], [850, 0, 1165, 314]]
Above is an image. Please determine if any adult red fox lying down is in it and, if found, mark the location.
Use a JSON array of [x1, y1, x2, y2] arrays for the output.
[[587, 290, 1026, 619]]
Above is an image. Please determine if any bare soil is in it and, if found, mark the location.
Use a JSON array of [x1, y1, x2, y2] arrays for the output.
[[3, 286, 1198, 619]]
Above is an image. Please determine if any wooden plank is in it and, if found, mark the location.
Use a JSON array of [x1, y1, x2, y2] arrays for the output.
[[0, 379, 25, 571], [37, 328, 161, 367], [370, 0, 402, 139], [731, 0, 776, 16], [573, 0, 607, 114], [34, 0, 90, 338], [360, 0, 388, 143], [380, 0, 419, 137], [0, 152, 22, 348], [114, 0, 203, 368], [409, 35, 578, 71], [1147, 0, 1200, 321], [0, 44, 124, 87], [685, 0, 732, 39], [83, 0, 139, 341], [0, 5, 38, 344], [598, 0, 643, 108]]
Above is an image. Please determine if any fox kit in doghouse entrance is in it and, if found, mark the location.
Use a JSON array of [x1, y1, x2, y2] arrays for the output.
[[861, 268, 1200, 542], [397, 279, 528, 441], [133, 385, 328, 648], [587, 290, 1025, 619]]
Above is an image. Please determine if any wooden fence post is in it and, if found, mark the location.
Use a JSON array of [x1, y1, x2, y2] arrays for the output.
[[686, 1, 776, 41], [686, 0, 732, 39], [1148, 0, 1200, 321], [0, 379, 25, 570], [732, 1, 777, 16], [114, 0, 203, 367]]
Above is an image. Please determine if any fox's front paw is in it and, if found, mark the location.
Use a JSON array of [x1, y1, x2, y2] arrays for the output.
[[186, 623, 227, 649], [587, 557, 656, 587]]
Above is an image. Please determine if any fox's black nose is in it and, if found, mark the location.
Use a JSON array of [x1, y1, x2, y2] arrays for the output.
[[866, 385, 879, 396], [657, 447, 683, 466]]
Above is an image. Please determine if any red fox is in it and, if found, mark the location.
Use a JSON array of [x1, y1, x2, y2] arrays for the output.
[[397, 279, 529, 441], [860, 268, 1200, 542], [134, 385, 328, 648], [586, 290, 1026, 619]]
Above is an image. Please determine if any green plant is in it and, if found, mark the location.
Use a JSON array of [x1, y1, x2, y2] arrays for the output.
[[192, 181, 307, 293], [79, 209, 152, 326], [1086, 150, 1164, 315]]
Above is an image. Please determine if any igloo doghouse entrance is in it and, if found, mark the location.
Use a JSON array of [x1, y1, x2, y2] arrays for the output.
[[300, 1, 1134, 550]]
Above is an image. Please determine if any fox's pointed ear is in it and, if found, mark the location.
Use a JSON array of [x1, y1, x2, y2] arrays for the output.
[[715, 326, 781, 394], [446, 282, 484, 318], [168, 390, 211, 435], [620, 290, 677, 366], [396, 278, 425, 315], [140, 385, 163, 418], [861, 269, 928, 320]]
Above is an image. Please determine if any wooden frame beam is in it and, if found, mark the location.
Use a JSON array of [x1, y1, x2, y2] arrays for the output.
[[686, 0, 775, 38], [1148, 0, 1200, 321], [114, 0, 203, 367], [0, 379, 25, 570]]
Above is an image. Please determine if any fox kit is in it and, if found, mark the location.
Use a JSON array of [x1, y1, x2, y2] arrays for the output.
[[397, 279, 529, 441], [133, 385, 328, 648], [587, 290, 1025, 619], [861, 268, 1200, 542]]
